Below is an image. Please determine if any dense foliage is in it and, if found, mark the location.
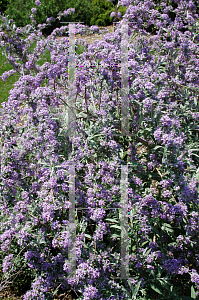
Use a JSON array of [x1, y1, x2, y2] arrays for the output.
[[0, 0, 8, 13], [2, 0, 199, 31], [3, 0, 124, 33], [0, 0, 199, 299]]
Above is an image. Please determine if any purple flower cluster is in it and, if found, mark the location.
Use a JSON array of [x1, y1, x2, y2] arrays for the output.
[[35, 0, 41, 5], [2, 254, 14, 273], [31, 8, 37, 14], [0, 69, 16, 82], [57, 8, 75, 20]]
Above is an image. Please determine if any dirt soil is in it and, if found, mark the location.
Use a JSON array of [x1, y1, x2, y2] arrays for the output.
[[0, 286, 76, 300], [67, 24, 151, 45]]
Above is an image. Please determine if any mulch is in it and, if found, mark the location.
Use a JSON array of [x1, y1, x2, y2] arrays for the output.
[[0, 286, 77, 300]]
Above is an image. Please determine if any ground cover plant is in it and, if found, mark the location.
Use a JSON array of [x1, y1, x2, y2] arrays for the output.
[[0, 0, 199, 299]]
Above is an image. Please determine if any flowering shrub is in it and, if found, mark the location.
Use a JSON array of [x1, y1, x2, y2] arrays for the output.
[[0, 0, 199, 299]]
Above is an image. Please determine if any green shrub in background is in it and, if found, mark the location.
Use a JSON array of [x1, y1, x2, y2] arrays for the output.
[[3, 0, 126, 34], [90, 0, 113, 27], [62, 0, 98, 27], [0, 0, 8, 12], [3, 0, 118, 34], [4, 0, 65, 27], [4, 0, 69, 35], [2, 0, 199, 35], [90, 0, 127, 26]]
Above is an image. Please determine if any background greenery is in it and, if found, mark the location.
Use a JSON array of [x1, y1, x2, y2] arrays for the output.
[[1, 0, 198, 37], [2, 0, 126, 34], [0, 0, 8, 13], [0, 49, 19, 107]]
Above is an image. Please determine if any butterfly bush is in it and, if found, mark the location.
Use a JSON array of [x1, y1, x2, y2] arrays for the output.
[[0, 0, 199, 299]]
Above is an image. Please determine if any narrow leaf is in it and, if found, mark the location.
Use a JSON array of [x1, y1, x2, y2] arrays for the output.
[[191, 286, 196, 299]]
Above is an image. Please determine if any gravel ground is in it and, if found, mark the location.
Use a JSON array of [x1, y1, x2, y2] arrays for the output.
[[58, 24, 115, 45], [67, 24, 151, 46], [74, 24, 114, 44]]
